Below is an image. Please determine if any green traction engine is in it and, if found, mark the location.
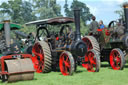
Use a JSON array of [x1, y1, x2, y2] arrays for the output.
[[0, 20, 35, 82], [82, 3, 128, 71]]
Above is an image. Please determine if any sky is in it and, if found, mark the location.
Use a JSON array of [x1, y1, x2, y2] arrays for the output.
[[0, 0, 128, 25], [57, 0, 128, 25]]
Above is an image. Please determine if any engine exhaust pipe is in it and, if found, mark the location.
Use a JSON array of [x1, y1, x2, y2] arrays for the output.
[[14, 30, 29, 38], [123, 3, 128, 33], [74, 9, 81, 41], [4, 20, 11, 48]]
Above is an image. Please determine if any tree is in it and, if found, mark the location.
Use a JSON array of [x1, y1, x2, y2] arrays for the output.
[[0, 0, 36, 24], [8, 0, 24, 23], [32, 0, 62, 19], [0, 2, 11, 21], [64, 0, 93, 25], [114, 5, 124, 19], [64, 0, 70, 17], [21, 1, 36, 23]]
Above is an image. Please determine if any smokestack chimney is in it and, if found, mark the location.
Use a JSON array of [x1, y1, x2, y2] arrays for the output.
[[4, 20, 11, 48], [74, 9, 81, 41], [123, 3, 128, 33]]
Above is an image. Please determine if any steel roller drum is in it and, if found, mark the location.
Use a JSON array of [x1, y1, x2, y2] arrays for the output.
[[5, 58, 34, 82]]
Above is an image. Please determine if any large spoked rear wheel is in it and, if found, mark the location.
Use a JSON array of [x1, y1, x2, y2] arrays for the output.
[[59, 51, 75, 76], [32, 41, 52, 73], [110, 48, 125, 70], [82, 36, 100, 54], [82, 49, 100, 72]]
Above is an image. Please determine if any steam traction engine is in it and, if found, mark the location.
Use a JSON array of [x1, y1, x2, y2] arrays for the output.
[[82, 3, 128, 70], [26, 9, 100, 75], [0, 21, 35, 82]]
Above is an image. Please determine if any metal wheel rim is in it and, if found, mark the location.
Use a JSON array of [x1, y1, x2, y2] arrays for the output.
[[32, 42, 44, 73], [82, 37, 93, 50], [59, 53, 71, 76], [82, 51, 97, 72], [110, 50, 121, 70]]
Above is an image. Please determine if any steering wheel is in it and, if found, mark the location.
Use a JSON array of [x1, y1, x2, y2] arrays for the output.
[[108, 21, 118, 31], [36, 26, 50, 41], [60, 25, 72, 37]]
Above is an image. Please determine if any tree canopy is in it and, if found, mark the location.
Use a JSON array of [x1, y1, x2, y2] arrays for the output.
[[114, 5, 124, 20], [64, 0, 93, 25], [0, 0, 62, 24], [32, 0, 62, 19], [0, 0, 92, 34], [0, 0, 35, 24]]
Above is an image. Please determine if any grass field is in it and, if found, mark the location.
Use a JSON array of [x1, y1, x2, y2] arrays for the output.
[[1, 62, 128, 85]]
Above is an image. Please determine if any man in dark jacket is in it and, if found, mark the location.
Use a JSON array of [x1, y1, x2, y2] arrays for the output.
[[89, 16, 99, 33]]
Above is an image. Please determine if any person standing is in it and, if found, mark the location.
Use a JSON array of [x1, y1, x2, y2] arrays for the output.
[[99, 20, 105, 29], [89, 16, 99, 33]]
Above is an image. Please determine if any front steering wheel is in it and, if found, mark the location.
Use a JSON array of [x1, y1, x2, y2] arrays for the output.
[[108, 20, 118, 31], [36, 26, 50, 41], [60, 25, 72, 37]]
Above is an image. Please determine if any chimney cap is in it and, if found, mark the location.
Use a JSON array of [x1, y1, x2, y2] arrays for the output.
[[3, 20, 10, 23], [123, 2, 128, 8]]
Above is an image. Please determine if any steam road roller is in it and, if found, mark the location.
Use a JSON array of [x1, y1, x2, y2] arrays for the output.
[[0, 20, 34, 82], [26, 9, 100, 75]]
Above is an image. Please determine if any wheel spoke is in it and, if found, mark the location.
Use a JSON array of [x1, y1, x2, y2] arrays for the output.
[[37, 64, 42, 72], [90, 58, 96, 65], [89, 52, 96, 65], [62, 55, 65, 61], [82, 63, 88, 68], [87, 64, 93, 72], [116, 62, 120, 67], [111, 61, 115, 66], [116, 57, 121, 63], [66, 56, 69, 62], [33, 51, 39, 56], [64, 65, 68, 74], [87, 62, 96, 72], [64, 61, 70, 68], [84, 56, 88, 62], [90, 64, 95, 72]]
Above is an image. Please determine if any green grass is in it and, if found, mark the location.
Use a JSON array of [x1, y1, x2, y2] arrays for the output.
[[1, 62, 128, 85]]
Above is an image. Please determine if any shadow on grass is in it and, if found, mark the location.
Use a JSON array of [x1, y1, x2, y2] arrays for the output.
[[75, 70, 83, 73], [101, 64, 111, 67], [58, 70, 84, 75], [101, 63, 128, 69], [124, 65, 128, 68], [101, 64, 114, 69], [0, 78, 37, 84]]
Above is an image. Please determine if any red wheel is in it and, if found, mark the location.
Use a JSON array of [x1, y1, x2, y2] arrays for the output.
[[82, 36, 100, 53], [32, 42, 44, 73], [82, 49, 100, 72], [32, 41, 52, 73], [82, 37, 93, 50], [59, 51, 74, 76], [110, 48, 125, 70]]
